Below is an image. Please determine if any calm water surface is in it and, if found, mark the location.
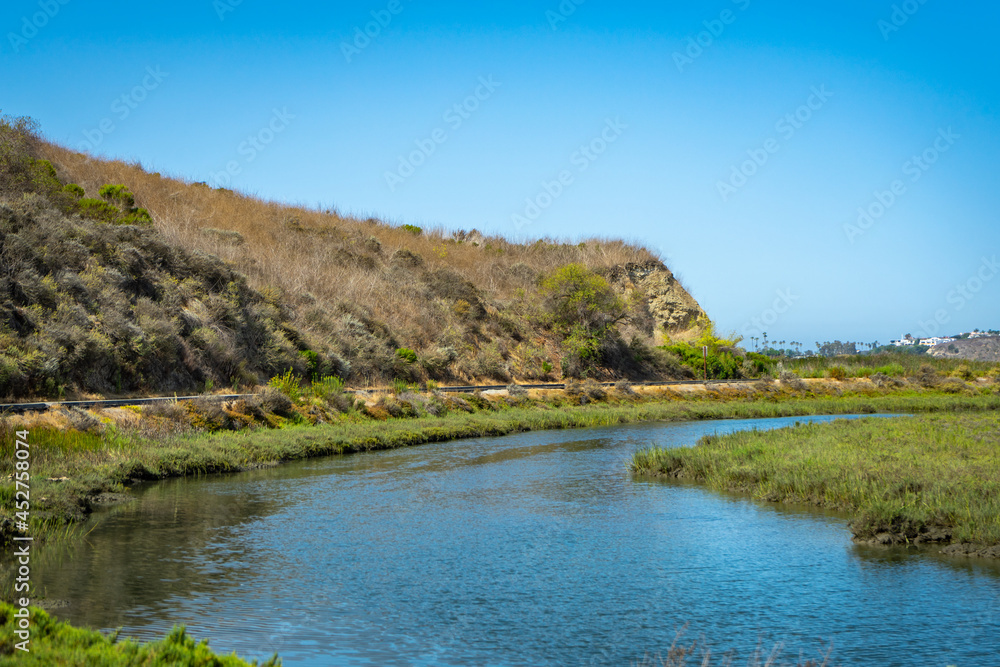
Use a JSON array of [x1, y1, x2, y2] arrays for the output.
[[35, 415, 1000, 666]]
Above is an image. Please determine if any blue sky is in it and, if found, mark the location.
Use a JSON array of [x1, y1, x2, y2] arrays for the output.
[[3, 0, 998, 349]]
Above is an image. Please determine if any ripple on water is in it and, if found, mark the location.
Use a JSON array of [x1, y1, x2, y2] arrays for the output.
[[33, 414, 1000, 666]]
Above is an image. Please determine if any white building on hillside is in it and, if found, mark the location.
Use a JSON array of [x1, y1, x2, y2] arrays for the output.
[[921, 337, 956, 347]]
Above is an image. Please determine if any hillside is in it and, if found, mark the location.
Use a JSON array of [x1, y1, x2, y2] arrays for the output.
[[0, 115, 706, 398], [927, 336, 1000, 362]]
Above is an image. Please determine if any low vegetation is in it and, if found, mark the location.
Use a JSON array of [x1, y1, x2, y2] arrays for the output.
[[6, 115, 990, 400], [0, 603, 277, 666], [3, 372, 998, 570], [778, 353, 998, 380], [0, 112, 706, 397], [660, 320, 770, 380], [631, 412, 1000, 552]]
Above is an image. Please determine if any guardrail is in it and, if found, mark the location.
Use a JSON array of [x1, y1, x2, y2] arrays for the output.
[[0, 394, 255, 414], [0, 379, 760, 414]]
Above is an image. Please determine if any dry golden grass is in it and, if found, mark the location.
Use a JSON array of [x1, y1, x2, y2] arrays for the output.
[[40, 142, 661, 381]]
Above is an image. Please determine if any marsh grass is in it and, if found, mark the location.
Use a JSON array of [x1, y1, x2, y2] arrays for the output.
[[4, 390, 998, 541], [2, 387, 998, 601], [782, 353, 996, 379], [631, 412, 1000, 546], [0, 603, 277, 666], [1, 390, 996, 659]]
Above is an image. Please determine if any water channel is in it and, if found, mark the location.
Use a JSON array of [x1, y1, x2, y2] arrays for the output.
[[34, 415, 1000, 665]]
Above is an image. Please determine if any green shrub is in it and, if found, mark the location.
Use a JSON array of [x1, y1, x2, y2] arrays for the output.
[[76, 197, 120, 223], [401, 224, 422, 235], [662, 342, 744, 380], [99, 183, 136, 209], [874, 363, 905, 377], [310, 374, 345, 399], [268, 367, 303, 402], [744, 352, 774, 376], [561, 324, 602, 376], [660, 322, 748, 380], [541, 263, 625, 334], [119, 207, 153, 225], [76, 184, 151, 225], [827, 365, 847, 381], [952, 364, 975, 381], [541, 263, 626, 375], [202, 227, 246, 244], [396, 347, 418, 364], [300, 349, 320, 376], [62, 183, 85, 199]]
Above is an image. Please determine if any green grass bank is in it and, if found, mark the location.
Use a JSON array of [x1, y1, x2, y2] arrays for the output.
[[631, 412, 1000, 556], [1, 388, 997, 663], [0, 603, 276, 666], [4, 387, 999, 555]]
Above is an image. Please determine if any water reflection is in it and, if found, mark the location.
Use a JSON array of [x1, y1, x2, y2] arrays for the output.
[[33, 414, 1000, 666]]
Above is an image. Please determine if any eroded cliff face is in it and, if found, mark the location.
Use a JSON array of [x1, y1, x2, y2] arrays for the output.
[[605, 261, 707, 342]]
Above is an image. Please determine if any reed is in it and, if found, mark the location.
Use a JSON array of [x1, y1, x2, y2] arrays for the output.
[[631, 412, 1000, 547]]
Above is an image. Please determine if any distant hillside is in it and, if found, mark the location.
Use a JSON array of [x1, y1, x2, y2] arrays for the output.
[[0, 114, 707, 398], [927, 337, 1000, 363]]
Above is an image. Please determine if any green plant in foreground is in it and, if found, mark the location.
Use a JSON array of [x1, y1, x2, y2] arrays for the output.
[[0, 603, 278, 666]]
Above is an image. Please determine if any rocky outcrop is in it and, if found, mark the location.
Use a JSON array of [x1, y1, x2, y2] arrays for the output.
[[927, 336, 1000, 362], [604, 261, 706, 340]]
